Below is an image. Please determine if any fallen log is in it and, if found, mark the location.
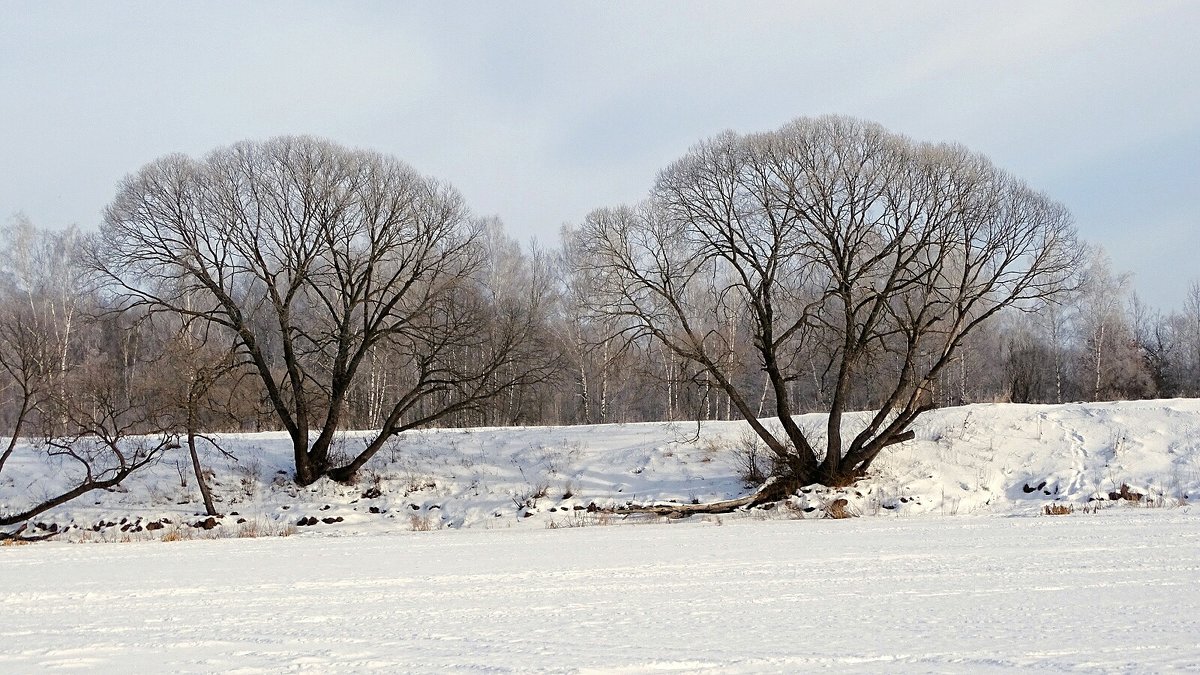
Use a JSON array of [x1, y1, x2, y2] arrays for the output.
[[0, 523, 59, 543], [607, 477, 783, 516]]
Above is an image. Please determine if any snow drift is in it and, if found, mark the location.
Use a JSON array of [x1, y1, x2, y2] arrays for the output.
[[2, 399, 1199, 536]]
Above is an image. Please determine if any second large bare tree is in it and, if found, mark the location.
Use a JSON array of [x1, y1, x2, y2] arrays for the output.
[[576, 116, 1082, 490], [92, 136, 551, 485]]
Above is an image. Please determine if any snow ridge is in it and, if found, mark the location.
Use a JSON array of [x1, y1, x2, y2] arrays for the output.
[[2, 400, 1198, 537]]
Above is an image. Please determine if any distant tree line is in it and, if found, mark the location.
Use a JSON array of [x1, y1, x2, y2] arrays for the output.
[[1, 118, 1195, 529]]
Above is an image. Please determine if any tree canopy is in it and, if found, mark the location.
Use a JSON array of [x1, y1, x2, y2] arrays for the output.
[[575, 116, 1082, 488]]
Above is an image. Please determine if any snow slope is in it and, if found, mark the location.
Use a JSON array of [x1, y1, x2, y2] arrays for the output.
[[2, 512, 1198, 673], [2, 400, 1198, 536], [3, 400, 1200, 672]]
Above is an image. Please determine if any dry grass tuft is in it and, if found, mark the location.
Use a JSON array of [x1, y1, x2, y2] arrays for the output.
[[409, 514, 436, 531], [545, 511, 614, 529], [236, 519, 300, 538], [159, 527, 192, 542]]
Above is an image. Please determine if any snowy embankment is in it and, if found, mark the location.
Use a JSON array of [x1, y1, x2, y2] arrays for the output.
[[3, 400, 1200, 672], [2, 400, 1199, 536], [2, 513, 1199, 672]]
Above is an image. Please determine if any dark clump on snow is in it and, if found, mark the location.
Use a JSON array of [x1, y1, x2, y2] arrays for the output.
[[824, 499, 852, 519], [1109, 484, 1143, 502]]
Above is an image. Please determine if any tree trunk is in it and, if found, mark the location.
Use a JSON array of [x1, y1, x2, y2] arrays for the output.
[[599, 338, 610, 422], [292, 428, 320, 486], [188, 430, 219, 517]]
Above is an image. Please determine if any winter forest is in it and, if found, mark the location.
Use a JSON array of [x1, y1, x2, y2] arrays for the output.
[[5, 1, 1200, 669], [0, 115, 1196, 525]]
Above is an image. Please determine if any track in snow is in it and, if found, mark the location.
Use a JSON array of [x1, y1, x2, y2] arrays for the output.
[[2, 511, 1198, 673]]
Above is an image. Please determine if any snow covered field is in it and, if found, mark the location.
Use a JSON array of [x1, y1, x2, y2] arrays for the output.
[[2, 511, 1198, 673], [3, 400, 1200, 672]]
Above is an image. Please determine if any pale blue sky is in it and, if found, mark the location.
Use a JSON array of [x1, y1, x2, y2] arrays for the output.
[[2, 1, 1197, 306]]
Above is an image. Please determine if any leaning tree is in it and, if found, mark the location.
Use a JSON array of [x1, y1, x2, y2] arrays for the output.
[[576, 116, 1081, 493], [91, 136, 553, 485], [0, 222, 177, 538]]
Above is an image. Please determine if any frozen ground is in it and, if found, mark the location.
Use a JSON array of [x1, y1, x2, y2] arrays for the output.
[[4, 400, 1200, 538], [2, 510, 1198, 673], [4, 401, 1200, 672]]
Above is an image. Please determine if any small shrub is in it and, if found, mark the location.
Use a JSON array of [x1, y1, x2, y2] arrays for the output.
[[941, 489, 961, 516], [511, 482, 550, 511], [409, 514, 435, 531], [236, 520, 263, 538], [160, 527, 192, 542], [546, 511, 614, 528], [403, 476, 437, 496], [695, 437, 723, 463], [383, 436, 405, 464], [236, 459, 264, 499], [733, 429, 768, 485], [362, 468, 384, 492], [235, 519, 301, 538]]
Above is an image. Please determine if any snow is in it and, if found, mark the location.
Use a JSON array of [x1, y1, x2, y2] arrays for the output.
[[2, 512, 1199, 672], [4, 400, 1200, 535], [3, 400, 1200, 671]]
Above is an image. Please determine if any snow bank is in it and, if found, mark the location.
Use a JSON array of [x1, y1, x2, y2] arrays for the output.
[[2, 400, 1199, 536]]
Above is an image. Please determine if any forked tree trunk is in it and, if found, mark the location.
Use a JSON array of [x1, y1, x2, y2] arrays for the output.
[[292, 429, 322, 486]]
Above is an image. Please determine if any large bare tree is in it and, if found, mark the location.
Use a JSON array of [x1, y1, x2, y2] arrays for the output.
[[90, 136, 552, 485], [576, 116, 1082, 491]]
